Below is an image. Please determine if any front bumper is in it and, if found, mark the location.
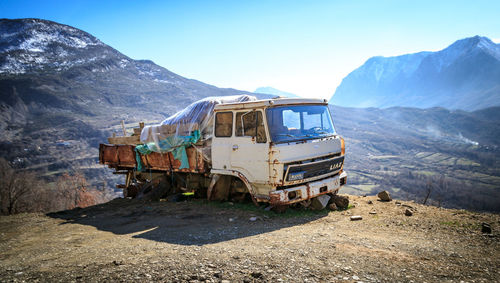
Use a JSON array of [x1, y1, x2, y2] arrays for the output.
[[269, 171, 347, 205]]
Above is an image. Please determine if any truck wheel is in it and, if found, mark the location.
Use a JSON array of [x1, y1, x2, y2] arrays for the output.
[[211, 175, 232, 201], [124, 184, 140, 198], [137, 175, 171, 201]]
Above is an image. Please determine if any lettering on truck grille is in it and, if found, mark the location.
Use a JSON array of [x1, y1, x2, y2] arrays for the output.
[[284, 155, 344, 182]]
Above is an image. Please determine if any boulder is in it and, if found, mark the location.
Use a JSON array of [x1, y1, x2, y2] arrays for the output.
[[311, 194, 331, 210], [331, 195, 349, 209], [404, 209, 413, 216], [377, 190, 392, 202]]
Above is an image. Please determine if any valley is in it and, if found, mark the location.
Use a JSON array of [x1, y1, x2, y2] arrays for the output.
[[332, 106, 500, 212]]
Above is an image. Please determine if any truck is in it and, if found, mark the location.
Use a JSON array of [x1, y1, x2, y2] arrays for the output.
[[99, 95, 347, 210]]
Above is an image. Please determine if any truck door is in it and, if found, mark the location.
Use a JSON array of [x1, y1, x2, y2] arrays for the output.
[[211, 111, 233, 171], [230, 110, 269, 184]]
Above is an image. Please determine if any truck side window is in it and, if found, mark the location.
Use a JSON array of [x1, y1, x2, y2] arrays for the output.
[[215, 112, 233, 137], [236, 111, 267, 143], [256, 111, 267, 143]]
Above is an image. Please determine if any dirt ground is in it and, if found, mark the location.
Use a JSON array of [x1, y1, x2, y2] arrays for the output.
[[0, 195, 499, 282]]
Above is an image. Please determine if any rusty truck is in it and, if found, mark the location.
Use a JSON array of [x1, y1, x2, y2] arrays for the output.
[[99, 95, 347, 209]]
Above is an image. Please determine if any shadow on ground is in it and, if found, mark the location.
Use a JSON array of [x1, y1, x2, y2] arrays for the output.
[[47, 198, 329, 246]]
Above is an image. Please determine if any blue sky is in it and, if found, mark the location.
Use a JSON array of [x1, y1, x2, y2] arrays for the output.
[[1, 0, 499, 99]]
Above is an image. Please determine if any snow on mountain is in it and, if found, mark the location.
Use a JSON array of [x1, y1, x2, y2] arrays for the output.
[[0, 18, 107, 74], [0, 18, 257, 123], [330, 36, 500, 111]]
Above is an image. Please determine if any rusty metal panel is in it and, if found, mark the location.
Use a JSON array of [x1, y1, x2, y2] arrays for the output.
[[100, 144, 118, 165], [195, 149, 206, 173], [103, 145, 205, 173], [187, 147, 206, 172], [143, 152, 172, 170], [116, 145, 136, 167], [141, 148, 206, 173], [99, 144, 106, 164], [100, 144, 136, 168]]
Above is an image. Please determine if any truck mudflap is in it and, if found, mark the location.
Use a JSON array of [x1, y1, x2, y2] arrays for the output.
[[269, 171, 347, 206]]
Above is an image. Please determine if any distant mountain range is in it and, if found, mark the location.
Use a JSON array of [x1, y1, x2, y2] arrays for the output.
[[254, 87, 301, 98], [330, 36, 500, 111]]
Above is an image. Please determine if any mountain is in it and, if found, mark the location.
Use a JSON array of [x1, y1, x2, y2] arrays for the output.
[[0, 18, 258, 124], [254, 87, 301, 98], [330, 36, 500, 111], [0, 18, 259, 190]]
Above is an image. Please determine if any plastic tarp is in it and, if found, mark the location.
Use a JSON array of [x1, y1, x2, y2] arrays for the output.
[[135, 130, 201, 171], [138, 95, 257, 169]]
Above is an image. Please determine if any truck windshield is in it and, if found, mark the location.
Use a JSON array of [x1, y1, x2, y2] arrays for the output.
[[266, 105, 336, 143]]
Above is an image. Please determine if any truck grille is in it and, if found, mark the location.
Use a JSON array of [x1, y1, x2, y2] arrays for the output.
[[284, 155, 344, 182]]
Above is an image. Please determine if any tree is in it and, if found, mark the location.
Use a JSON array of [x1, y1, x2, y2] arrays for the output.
[[422, 180, 432, 205], [0, 158, 35, 215], [56, 171, 102, 209]]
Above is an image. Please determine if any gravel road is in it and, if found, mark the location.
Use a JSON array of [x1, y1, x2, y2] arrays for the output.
[[0, 195, 499, 282]]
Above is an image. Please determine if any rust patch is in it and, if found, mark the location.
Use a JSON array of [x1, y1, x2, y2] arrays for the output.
[[133, 147, 206, 173], [269, 193, 281, 206], [99, 144, 136, 168]]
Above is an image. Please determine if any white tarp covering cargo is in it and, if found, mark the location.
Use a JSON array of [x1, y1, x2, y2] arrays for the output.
[[139, 95, 257, 164]]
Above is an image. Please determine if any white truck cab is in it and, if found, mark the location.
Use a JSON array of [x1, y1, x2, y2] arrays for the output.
[[211, 98, 347, 206]]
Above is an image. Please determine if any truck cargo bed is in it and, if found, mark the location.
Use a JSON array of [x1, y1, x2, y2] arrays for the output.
[[99, 144, 207, 173]]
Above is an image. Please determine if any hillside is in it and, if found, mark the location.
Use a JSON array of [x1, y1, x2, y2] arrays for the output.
[[332, 106, 500, 212], [330, 36, 500, 110], [0, 196, 498, 282]]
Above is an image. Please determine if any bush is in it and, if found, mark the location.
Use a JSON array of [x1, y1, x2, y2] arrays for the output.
[[0, 158, 108, 215]]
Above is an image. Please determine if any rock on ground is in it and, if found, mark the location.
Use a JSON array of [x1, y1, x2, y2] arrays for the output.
[[377, 190, 392, 201], [331, 194, 349, 209]]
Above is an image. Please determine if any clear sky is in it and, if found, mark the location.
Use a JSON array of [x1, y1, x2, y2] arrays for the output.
[[1, 0, 499, 99]]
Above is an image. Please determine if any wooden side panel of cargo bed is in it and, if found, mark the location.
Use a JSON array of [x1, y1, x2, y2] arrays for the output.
[[99, 144, 136, 168], [140, 147, 205, 173], [100, 143, 205, 173]]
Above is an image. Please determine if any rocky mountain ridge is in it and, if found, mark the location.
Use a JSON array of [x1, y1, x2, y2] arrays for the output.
[[0, 18, 105, 74], [330, 36, 500, 111], [0, 18, 256, 126]]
